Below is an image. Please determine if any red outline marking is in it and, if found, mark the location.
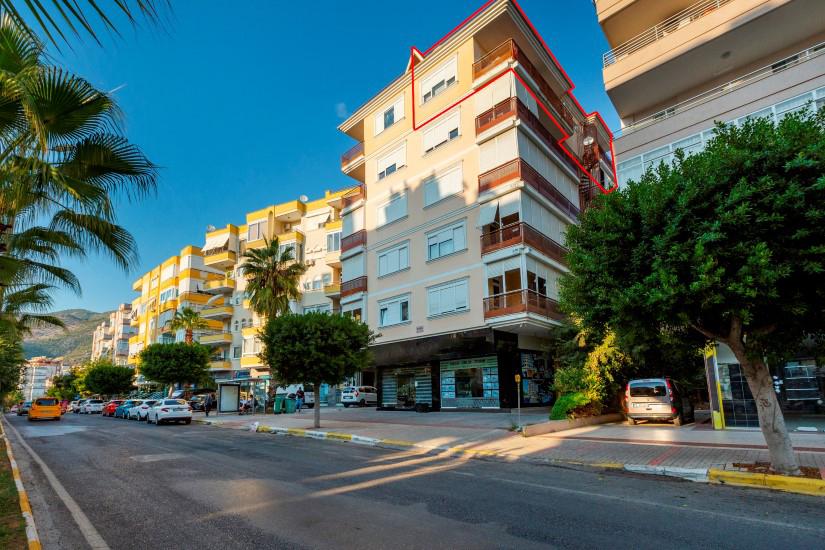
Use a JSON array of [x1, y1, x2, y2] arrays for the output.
[[407, 0, 618, 195]]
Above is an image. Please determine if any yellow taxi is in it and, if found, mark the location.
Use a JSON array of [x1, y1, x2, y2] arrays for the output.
[[28, 397, 62, 421]]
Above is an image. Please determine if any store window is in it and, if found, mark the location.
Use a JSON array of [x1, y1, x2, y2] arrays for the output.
[[440, 356, 499, 409]]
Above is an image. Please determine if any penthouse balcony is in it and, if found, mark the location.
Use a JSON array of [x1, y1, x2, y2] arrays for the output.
[[341, 276, 367, 298], [483, 289, 563, 321], [481, 222, 567, 266], [341, 229, 366, 254], [473, 39, 576, 131], [479, 158, 580, 221]]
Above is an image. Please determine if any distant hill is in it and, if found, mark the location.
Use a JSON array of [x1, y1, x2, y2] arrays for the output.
[[22, 309, 112, 366]]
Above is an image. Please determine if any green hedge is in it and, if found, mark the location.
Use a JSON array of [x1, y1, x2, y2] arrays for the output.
[[550, 392, 591, 420]]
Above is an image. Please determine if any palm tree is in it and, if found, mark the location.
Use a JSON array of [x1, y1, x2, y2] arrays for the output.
[[167, 307, 208, 345], [242, 237, 306, 319]]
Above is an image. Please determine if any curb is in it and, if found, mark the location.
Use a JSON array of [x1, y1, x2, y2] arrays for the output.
[[0, 418, 42, 550], [708, 468, 825, 497]]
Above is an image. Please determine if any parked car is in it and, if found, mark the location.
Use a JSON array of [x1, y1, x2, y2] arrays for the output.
[[9, 404, 19, 414], [102, 400, 124, 417], [114, 400, 142, 419], [128, 400, 159, 421], [188, 392, 216, 411], [28, 397, 62, 421], [16, 402, 32, 416], [624, 378, 694, 426], [342, 386, 378, 407], [147, 399, 192, 425], [59, 400, 69, 414], [82, 399, 105, 414], [72, 399, 87, 414]]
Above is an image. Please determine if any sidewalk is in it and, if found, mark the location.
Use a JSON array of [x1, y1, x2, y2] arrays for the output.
[[194, 407, 825, 478]]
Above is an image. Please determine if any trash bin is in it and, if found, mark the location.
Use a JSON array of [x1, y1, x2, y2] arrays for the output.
[[273, 396, 284, 414], [285, 398, 297, 414]]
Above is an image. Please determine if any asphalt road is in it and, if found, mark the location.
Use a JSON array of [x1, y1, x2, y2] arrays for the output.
[[4, 413, 824, 550]]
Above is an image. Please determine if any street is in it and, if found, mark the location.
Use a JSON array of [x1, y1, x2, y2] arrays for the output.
[[4, 413, 824, 550]]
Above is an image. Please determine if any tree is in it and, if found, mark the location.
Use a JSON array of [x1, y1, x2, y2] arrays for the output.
[[138, 343, 210, 396], [0, 337, 24, 401], [260, 313, 373, 428], [242, 237, 307, 319], [561, 109, 825, 475], [82, 359, 134, 396], [167, 307, 208, 345], [47, 370, 81, 401]]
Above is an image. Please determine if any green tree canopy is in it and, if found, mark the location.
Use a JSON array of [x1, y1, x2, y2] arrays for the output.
[[242, 237, 307, 319], [138, 343, 210, 394], [0, 337, 25, 400], [168, 307, 208, 344], [260, 313, 373, 428], [47, 369, 83, 401], [82, 359, 135, 396], [561, 109, 825, 475]]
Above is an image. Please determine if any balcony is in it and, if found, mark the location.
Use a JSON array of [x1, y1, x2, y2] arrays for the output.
[[479, 158, 580, 221], [481, 223, 567, 265], [203, 245, 237, 269], [483, 289, 563, 321], [476, 97, 579, 175], [201, 305, 234, 320], [240, 355, 263, 368], [341, 142, 365, 170], [473, 39, 575, 130], [342, 185, 366, 210], [199, 332, 232, 346], [203, 277, 235, 294], [341, 229, 366, 254], [341, 276, 367, 298], [324, 282, 341, 298], [209, 360, 232, 371], [159, 298, 177, 313]]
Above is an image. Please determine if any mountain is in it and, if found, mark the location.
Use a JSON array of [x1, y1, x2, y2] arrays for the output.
[[22, 309, 113, 366]]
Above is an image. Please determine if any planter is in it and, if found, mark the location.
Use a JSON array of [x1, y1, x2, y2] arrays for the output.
[[521, 413, 622, 437]]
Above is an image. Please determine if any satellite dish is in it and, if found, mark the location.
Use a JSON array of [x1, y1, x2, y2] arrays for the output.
[[299, 195, 309, 203], [206, 224, 216, 232]]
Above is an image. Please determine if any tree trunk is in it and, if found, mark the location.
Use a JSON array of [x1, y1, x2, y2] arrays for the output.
[[185, 329, 193, 345], [726, 340, 800, 476], [314, 381, 321, 429]]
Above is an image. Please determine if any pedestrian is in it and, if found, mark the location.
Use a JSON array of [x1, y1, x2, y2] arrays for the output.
[[295, 387, 305, 414], [203, 393, 214, 417]]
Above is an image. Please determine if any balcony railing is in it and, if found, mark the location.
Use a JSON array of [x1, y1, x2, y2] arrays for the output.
[[479, 158, 580, 220], [341, 276, 367, 297], [341, 142, 365, 169], [473, 38, 575, 129], [323, 282, 341, 296], [481, 222, 567, 265], [341, 229, 366, 253], [476, 97, 580, 175], [342, 185, 366, 209], [483, 289, 563, 320], [602, 0, 733, 67]]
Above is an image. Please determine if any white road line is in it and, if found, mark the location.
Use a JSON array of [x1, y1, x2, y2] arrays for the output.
[[5, 421, 110, 550]]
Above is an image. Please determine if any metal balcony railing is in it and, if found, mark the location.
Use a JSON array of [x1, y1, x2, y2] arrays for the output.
[[341, 276, 367, 297], [481, 222, 567, 265], [603, 0, 733, 67], [342, 185, 366, 209], [341, 142, 365, 169], [483, 289, 563, 320], [341, 229, 366, 253]]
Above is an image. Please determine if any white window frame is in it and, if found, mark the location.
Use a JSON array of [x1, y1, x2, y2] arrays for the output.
[[377, 191, 408, 228], [326, 231, 341, 252], [421, 56, 458, 104], [377, 143, 406, 180], [378, 294, 411, 328], [374, 95, 405, 136], [426, 220, 466, 261], [423, 110, 460, 153], [423, 164, 463, 207], [427, 278, 469, 318], [247, 219, 267, 241], [377, 241, 410, 277]]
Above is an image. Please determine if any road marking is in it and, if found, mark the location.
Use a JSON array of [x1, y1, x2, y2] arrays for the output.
[[129, 453, 185, 463], [4, 420, 110, 550], [1, 418, 41, 549], [18, 425, 88, 438], [446, 470, 825, 533]]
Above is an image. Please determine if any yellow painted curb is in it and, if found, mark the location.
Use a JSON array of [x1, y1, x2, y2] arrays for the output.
[[708, 468, 825, 497], [591, 462, 624, 470], [379, 439, 415, 447], [326, 432, 353, 441], [1, 418, 42, 549], [287, 428, 307, 437], [255, 425, 271, 433]]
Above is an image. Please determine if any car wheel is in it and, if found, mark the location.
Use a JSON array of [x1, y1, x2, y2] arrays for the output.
[[627, 418, 636, 426], [55, 416, 61, 421], [359, 399, 366, 407], [343, 403, 350, 408], [673, 415, 683, 427], [185, 419, 191, 425]]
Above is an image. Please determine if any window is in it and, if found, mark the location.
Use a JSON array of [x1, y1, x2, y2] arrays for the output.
[[378, 241, 410, 277], [427, 278, 469, 317], [423, 110, 460, 153], [378, 294, 410, 327], [327, 231, 341, 252], [421, 57, 457, 103], [248, 220, 268, 241], [377, 192, 408, 227], [423, 164, 463, 206], [377, 143, 406, 180], [159, 288, 177, 302], [322, 273, 332, 286], [233, 320, 239, 332], [312, 277, 322, 291], [374, 96, 404, 135], [427, 220, 466, 261], [279, 243, 303, 262], [232, 346, 241, 359], [242, 337, 261, 356]]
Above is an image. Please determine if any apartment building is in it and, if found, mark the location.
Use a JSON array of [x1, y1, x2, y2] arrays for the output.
[[20, 356, 66, 400], [338, 0, 614, 411], [91, 304, 136, 366], [596, 0, 825, 427]]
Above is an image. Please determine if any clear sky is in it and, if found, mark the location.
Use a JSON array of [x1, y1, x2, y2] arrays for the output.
[[49, 0, 617, 313]]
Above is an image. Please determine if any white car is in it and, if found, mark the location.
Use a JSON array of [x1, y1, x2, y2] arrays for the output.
[[128, 400, 159, 421], [82, 399, 104, 414], [72, 399, 86, 414], [147, 399, 192, 425], [342, 386, 378, 407]]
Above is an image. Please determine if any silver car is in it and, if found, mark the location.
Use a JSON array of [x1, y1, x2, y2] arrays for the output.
[[624, 378, 694, 426]]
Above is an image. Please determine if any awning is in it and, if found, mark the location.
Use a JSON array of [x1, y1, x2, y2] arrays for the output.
[[202, 232, 229, 254], [477, 200, 499, 227], [499, 191, 520, 219], [485, 256, 521, 278]]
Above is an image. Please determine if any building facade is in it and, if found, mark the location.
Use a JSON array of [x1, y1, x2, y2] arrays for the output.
[[91, 304, 136, 366], [596, 0, 825, 427], [20, 356, 66, 400], [338, 0, 614, 411]]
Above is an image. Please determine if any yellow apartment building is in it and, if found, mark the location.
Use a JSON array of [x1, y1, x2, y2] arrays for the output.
[[596, 0, 825, 429], [338, 0, 614, 411]]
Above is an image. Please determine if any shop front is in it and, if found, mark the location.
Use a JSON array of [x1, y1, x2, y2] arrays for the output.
[[519, 351, 553, 406], [440, 356, 499, 409]]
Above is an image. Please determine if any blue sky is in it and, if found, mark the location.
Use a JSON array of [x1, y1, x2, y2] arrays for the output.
[[50, 0, 617, 313]]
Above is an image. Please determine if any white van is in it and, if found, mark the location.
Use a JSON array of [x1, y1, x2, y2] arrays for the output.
[[341, 386, 378, 407]]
